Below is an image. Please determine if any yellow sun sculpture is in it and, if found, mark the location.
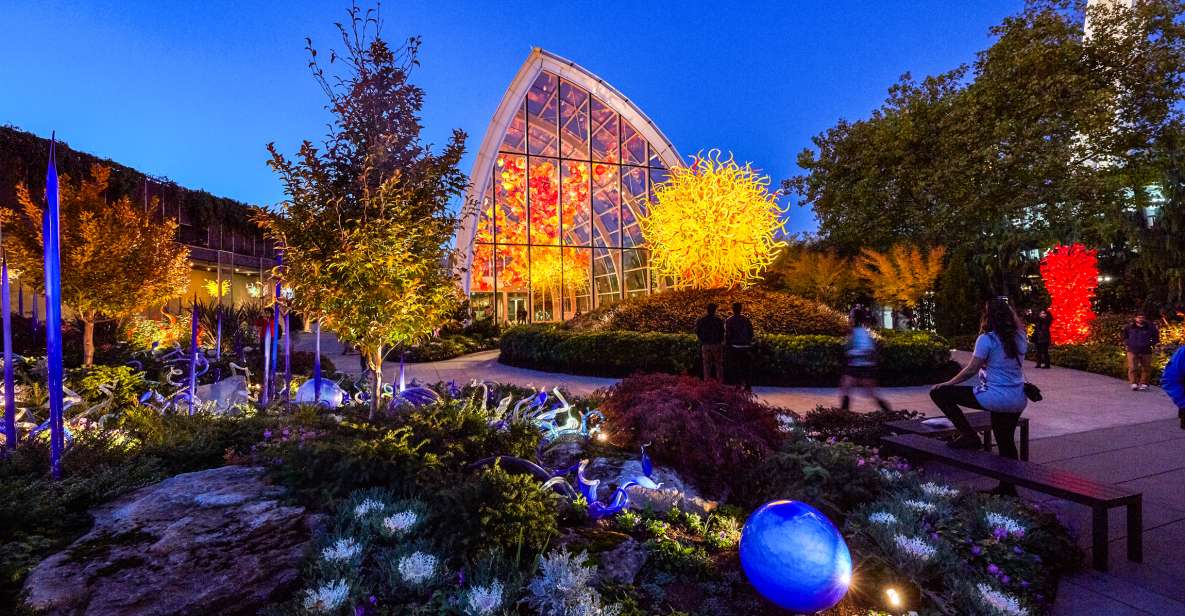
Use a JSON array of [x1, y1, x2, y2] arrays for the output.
[[644, 150, 786, 289]]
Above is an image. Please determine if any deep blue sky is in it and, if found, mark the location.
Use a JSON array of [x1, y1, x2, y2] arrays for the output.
[[0, 0, 1023, 235]]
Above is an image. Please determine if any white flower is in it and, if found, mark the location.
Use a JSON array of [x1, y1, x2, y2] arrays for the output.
[[321, 537, 361, 562], [902, 499, 937, 512], [985, 512, 1027, 536], [775, 413, 797, 433], [977, 583, 1029, 616], [353, 498, 385, 518], [894, 534, 937, 561], [879, 468, 903, 482], [465, 580, 505, 615], [921, 482, 959, 499], [382, 511, 418, 536], [868, 511, 898, 525], [398, 551, 438, 585], [302, 578, 349, 613]]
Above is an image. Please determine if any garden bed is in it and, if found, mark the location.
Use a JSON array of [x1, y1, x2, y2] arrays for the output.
[[500, 326, 958, 386]]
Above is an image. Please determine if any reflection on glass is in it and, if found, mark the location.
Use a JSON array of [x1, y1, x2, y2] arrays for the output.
[[624, 249, 649, 297], [561, 161, 591, 246], [621, 120, 647, 165], [560, 80, 590, 160], [529, 158, 560, 245], [562, 247, 592, 319], [501, 102, 526, 153], [527, 73, 558, 157], [590, 97, 619, 163], [594, 247, 621, 308], [621, 167, 647, 248]]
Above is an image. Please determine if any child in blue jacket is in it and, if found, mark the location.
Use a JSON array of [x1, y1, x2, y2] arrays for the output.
[[1164, 346, 1185, 429]]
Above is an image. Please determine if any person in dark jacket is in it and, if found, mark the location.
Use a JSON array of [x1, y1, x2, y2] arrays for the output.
[[1030, 309, 1054, 369], [1162, 345, 1185, 429], [1123, 313, 1160, 391], [695, 304, 725, 382], [725, 302, 755, 389]]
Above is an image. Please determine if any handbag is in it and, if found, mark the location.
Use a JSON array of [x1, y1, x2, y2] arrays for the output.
[[1016, 357, 1042, 402]]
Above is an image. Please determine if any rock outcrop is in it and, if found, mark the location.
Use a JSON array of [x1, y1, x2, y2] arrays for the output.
[[23, 465, 318, 616]]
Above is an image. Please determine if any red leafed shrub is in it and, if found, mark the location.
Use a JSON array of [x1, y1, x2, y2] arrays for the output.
[[598, 373, 785, 499]]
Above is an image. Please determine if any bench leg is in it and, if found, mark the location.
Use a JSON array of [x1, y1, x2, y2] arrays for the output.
[[1092, 506, 1109, 571], [982, 427, 993, 452], [1019, 422, 1030, 461], [1127, 499, 1143, 563]]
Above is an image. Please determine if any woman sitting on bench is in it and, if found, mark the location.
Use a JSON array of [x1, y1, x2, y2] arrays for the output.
[[930, 297, 1029, 496]]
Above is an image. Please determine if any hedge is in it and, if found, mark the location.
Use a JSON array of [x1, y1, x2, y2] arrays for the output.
[[499, 326, 957, 386], [1049, 343, 1170, 385]]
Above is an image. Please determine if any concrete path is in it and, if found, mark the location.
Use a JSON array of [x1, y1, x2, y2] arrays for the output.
[[296, 328, 1177, 440]]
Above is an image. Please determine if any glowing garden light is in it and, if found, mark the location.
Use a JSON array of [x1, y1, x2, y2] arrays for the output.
[[886, 586, 903, 608], [644, 150, 785, 289]]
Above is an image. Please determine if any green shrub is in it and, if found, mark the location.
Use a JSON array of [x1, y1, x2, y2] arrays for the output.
[[65, 364, 148, 411], [500, 326, 955, 386], [795, 406, 923, 447], [1048, 343, 1169, 385], [566, 287, 848, 336], [428, 465, 560, 563]]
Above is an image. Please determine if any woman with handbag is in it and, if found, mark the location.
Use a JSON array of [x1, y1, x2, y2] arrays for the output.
[[929, 297, 1031, 496]]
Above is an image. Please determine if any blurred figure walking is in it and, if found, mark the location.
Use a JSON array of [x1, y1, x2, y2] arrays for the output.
[[840, 308, 891, 412]]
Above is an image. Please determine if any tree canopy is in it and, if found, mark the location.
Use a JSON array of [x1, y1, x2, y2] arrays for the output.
[[258, 6, 466, 415], [2, 163, 190, 365], [789, 0, 1185, 302]]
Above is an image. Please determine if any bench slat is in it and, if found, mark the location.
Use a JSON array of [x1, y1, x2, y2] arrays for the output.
[[881, 434, 1137, 505]]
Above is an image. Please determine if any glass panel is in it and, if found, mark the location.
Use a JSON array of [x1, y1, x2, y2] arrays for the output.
[[621, 120, 647, 165], [561, 161, 591, 246], [475, 183, 495, 245], [562, 247, 592, 319], [649, 144, 667, 169], [590, 97, 619, 163], [471, 242, 495, 294], [470, 291, 495, 322], [649, 167, 670, 204], [501, 101, 526, 154], [591, 163, 620, 247], [496, 243, 529, 324], [527, 72, 559, 157], [528, 157, 560, 245], [530, 245, 562, 322], [621, 167, 647, 248], [495, 154, 527, 245], [559, 80, 590, 160], [593, 247, 621, 308], [624, 249, 649, 297]]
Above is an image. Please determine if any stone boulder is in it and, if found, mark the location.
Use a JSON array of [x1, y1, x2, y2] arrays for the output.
[[23, 465, 318, 616], [586, 457, 718, 517]]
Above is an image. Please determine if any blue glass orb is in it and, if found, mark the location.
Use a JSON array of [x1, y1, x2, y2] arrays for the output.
[[739, 500, 852, 613], [293, 378, 346, 408]]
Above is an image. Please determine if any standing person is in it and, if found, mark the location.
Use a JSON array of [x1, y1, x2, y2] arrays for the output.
[[1031, 309, 1054, 369], [1123, 313, 1160, 391], [1162, 344, 1185, 429], [929, 298, 1029, 496], [840, 308, 892, 412], [725, 302, 754, 389], [695, 303, 725, 383]]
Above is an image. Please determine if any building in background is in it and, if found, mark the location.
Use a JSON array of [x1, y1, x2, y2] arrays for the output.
[[457, 49, 682, 323], [0, 125, 277, 317]]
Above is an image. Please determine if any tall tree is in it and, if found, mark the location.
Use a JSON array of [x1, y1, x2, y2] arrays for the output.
[[2, 164, 190, 365], [258, 6, 466, 417], [855, 245, 946, 313], [790, 0, 1185, 301]]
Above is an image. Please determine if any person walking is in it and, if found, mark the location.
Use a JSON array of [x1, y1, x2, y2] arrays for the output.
[[840, 308, 892, 412], [1123, 313, 1160, 391], [929, 298, 1029, 496], [1162, 345, 1185, 430], [695, 303, 725, 383], [725, 302, 754, 389], [1031, 309, 1054, 369]]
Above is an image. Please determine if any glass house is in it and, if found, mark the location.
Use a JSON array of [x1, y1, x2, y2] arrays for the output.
[[458, 48, 682, 323]]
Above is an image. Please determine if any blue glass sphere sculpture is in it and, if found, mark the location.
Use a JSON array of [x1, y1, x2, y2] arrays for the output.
[[293, 378, 346, 408], [739, 500, 852, 613]]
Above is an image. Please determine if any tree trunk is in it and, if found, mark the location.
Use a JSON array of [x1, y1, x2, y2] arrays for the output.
[[82, 317, 95, 367], [368, 345, 383, 421]]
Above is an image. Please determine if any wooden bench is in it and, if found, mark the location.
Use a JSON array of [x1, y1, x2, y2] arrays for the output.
[[885, 411, 1031, 460], [881, 433, 1141, 572]]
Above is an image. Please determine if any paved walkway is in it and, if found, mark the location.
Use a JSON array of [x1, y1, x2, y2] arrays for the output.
[[296, 332, 1184, 613]]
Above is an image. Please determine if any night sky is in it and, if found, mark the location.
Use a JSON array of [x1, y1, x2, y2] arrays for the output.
[[0, 0, 1023, 234]]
